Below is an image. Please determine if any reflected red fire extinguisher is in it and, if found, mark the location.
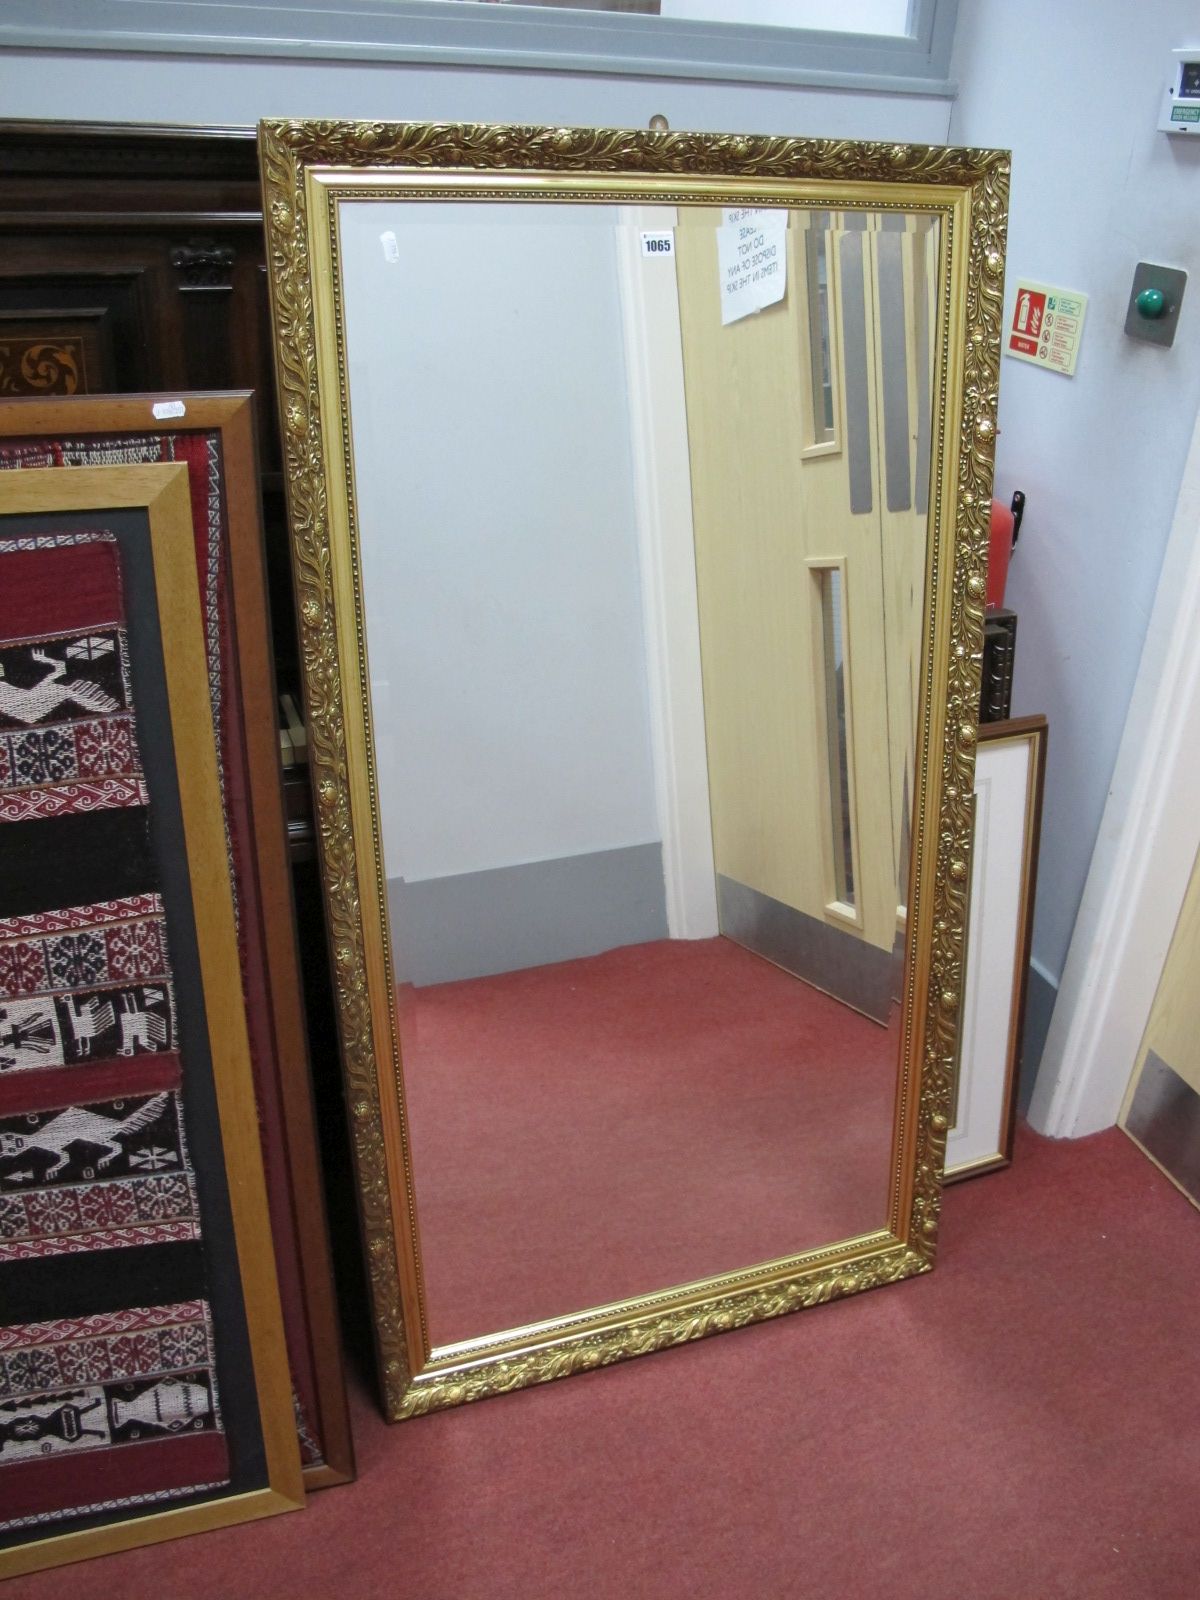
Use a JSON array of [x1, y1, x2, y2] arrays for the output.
[[987, 490, 1025, 611]]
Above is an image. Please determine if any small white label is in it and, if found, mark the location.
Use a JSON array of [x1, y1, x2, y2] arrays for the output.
[[640, 230, 674, 258], [151, 401, 187, 420], [380, 230, 401, 264]]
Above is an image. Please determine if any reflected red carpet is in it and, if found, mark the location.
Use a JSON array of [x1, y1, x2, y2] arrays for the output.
[[11, 1126, 1199, 1599], [398, 936, 900, 1345]]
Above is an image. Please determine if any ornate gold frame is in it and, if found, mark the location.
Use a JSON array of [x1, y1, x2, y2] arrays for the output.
[[259, 121, 1008, 1421]]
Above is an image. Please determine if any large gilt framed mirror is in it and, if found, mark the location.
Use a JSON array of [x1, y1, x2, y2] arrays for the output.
[[261, 121, 1007, 1420]]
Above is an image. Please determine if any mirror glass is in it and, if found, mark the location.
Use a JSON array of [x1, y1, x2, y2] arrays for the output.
[[339, 199, 938, 1348]]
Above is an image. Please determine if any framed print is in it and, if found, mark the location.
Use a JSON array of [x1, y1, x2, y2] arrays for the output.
[[0, 464, 303, 1579], [261, 120, 1008, 1418], [0, 393, 352, 1487], [945, 714, 1047, 1182]]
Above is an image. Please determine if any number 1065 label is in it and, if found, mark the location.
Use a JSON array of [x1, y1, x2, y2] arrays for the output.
[[640, 231, 675, 257]]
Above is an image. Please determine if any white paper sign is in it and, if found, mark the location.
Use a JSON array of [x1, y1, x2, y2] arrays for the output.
[[151, 400, 186, 420], [717, 208, 787, 326], [640, 230, 675, 258]]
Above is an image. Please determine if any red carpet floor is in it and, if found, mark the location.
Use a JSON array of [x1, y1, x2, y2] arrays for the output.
[[398, 937, 899, 1344], [9, 1124, 1199, 1599]]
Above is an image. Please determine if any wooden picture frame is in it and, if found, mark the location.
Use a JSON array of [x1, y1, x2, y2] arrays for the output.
[[945, 713, 1047, 1181], [0, 393, 352, 1487], [0, 464, 304, 1578]]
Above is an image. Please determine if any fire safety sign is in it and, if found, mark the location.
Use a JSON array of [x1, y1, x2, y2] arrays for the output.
[[1005, 279, 1088, 376]]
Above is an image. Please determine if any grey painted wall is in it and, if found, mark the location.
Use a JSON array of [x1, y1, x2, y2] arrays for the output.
[[391, 843, 669, 986], [950, 1, 1200, 1094]]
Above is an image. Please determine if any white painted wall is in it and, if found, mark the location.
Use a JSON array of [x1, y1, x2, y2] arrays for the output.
[[660, 1, 909, 31], [342, 200, 658, 883], [949, 1, 1200, 1024]]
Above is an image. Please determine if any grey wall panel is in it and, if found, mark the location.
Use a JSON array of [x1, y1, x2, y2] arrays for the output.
[[0, 0, 961, 92], [1124, 1050, 1200, 1206], [717, 875, 894, 1023], [390, 841, 669, 986]]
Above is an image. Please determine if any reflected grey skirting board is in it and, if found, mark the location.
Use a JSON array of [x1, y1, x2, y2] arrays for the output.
[[1124, 1049, 1200, 1207], [716, 875, 892, 1023], [390, 841, 668, 987]]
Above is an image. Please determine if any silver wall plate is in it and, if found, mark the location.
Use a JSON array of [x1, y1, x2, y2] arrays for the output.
[[1124, 262, 1187, 348], [1125, 1048, 1200, 1206]]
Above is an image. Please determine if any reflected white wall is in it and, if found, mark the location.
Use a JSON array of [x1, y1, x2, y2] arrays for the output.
[[340, 202, 659, 885]]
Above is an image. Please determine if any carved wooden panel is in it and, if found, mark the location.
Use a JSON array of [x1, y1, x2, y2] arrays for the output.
[[0, 124, 289, 664], [0, 273, 144, 389], [0, 318, 103, 395]]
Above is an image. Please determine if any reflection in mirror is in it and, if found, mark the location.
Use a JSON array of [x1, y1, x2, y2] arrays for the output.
[[816, 562, 855, 910], [339, 200, 937, 1349]]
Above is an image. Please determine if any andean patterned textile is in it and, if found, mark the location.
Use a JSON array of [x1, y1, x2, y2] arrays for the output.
[[0, 1091, 199, 1262], [0, 534, 148, 822], [0, 432, 326, 1469], [0, 531, 228, 1536], [0, 1301, 225, 1533], [0, 894, 175, 1077]]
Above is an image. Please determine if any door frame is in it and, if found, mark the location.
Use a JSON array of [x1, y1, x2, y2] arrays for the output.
[[1030, 407, 1200, 1136], [615, 206, 719, 941]]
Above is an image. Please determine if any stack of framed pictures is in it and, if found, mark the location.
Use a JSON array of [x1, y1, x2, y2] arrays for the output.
[[0, 394, 353, 1573], [945, 714, 1048, 1182]]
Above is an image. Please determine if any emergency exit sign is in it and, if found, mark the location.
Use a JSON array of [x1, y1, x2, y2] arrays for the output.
[[1006, 279, 1088, 377]]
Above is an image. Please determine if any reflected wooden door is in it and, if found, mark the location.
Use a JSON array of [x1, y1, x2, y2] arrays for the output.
[[674, 208, 898, 1020]]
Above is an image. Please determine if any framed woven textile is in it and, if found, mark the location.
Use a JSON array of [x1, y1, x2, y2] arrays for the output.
[[0, 393, 352, 1488], [944, 715, 1047, 1181], [0, 465, 304, 1578]]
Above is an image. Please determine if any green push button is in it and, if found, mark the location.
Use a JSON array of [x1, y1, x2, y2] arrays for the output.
[[1136, 287, 1166, 319]]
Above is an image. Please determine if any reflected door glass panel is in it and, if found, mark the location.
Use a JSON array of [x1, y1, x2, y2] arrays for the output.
[[815, 562, 855, 911], [339, 200, 937, 1347], [802, 214, 836, 445]]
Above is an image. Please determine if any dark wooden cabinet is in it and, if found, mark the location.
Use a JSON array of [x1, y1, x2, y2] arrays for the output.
[[0, 122, 298, 676]]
